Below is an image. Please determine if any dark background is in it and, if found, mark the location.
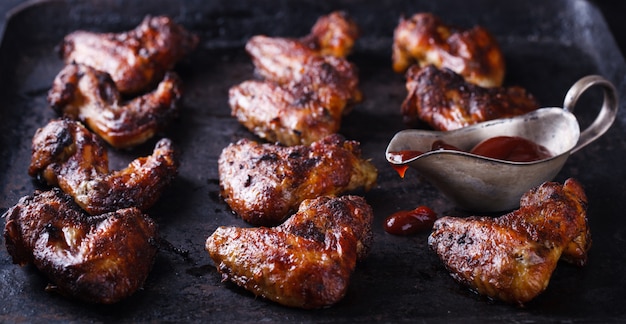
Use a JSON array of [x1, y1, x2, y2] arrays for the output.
[[2, 1, 626, 57], [0, 0, 625, 322]]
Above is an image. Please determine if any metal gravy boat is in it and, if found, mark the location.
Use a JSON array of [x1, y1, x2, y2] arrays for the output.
[[385, 75, 618, 212]]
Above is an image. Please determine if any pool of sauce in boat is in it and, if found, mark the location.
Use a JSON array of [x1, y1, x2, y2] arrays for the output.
[[387, 136, 553, 177]]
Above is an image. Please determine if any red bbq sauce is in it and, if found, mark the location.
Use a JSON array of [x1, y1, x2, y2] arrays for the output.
[[386, 150, 422, 178], [387, 136, 552, 177], [469, 136, 552, 162], [384, 206, 437, 235]]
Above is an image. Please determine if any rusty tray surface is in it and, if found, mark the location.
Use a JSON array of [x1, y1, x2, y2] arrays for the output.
[[1, 0, 626, 322]]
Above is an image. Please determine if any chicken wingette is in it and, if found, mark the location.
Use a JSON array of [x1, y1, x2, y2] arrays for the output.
[[3, 188, 159, 304], [401, 65, 539, 130], [60, 15, 198, 94], [28, 119, 178, 215], [428, 178, 591, 305], [218, 134, 377, 226], [206, 195, 373, 309], [392, 12, 505, 88], [48, 63, 181, 148]]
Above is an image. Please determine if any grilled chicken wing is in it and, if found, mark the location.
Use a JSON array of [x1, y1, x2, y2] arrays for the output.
[[60, 15, 198, 94], [402, 65, 539, 130], [229, 79, 343, 146], [392, 12, 505, 88], [233, 35, 361, 145], [28, 119, 178, 215], [245, 35, 362, 105], [3, 188, 158, 304], [428, 178, 591, 305], [229, 12, 362, 146], [300, 10, 360, 58], [48, 63, 181, 148], [218, 134, 377, 226], [206, 195, 373, 309]]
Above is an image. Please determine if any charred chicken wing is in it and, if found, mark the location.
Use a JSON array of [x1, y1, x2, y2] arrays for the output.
[[218, 134, 377, 226], [48, 63, 181, 148], [300, 11, 360, 58], [392, 12, 505, 88], [428, 178, 591, 305], [28, 119, 178, 215], [402, 65, 539, 130], [3, 188, 159, 304], [206, 195, 373, 309], [60, 15, 198, 94]]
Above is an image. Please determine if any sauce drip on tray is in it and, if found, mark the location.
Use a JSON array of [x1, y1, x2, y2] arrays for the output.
[[384, 205, 437, 235]]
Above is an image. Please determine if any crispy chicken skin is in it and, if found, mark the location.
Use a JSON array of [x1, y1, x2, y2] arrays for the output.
[[28, 119, 178, 215], [206, 195, 373, 309], [402, 65, 539, 130], [428, 178, 591, 305], [218, 134, 377, 226], [233, 36, 361, 145], [48, 63, 182, 148], [300, 11, 360, 58], [245, 35, 362, 105], [229, 80, 342, 146], [392, 12, 505, 88], [230, 12, 362, 146], [60, 15, 198, 94], [3, 188, 158, 304]]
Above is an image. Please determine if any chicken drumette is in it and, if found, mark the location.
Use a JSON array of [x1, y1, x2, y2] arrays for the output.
[[428, 178, 591, 305], [401, 65, 539, 130], [206, 195, 373, 309], [3, 188, 159, 304], [60, 15, 198, 95], [218, 134, 377, 226], [48, 63, 181, 148], [28, 119, 178, 215], [392, 12, 505, 88]]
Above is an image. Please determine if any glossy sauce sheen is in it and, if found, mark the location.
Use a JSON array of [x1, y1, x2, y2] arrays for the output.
[[384, 206, 437, 235], [470, 136, 552, 162], [387, 136, 552, 175], [386, 150, 422, 178]]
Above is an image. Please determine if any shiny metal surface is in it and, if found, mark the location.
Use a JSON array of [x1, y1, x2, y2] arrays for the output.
[[386, 76, 618, 212]]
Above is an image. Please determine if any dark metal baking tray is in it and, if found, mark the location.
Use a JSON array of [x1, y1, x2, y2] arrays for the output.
[[1, 0, 625, 322]]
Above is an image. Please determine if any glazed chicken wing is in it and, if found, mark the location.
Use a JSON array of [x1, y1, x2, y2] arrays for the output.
[[428, 178, 591, 305], [402, 65, 539, 130], [232, 36, 361, 145], [299, 10, 360, 58], [48, 63, 181, 148], [392, 12, 505, 88], [230, 12, 362, 146], [28, 119, 178, 215], [245, 35, 362, 105], [206, 195, 373, 309], [218, 134, 377, 226], [229, 80, 342, 146], [60, 15, 198, 94], [3, 188, 159, 304]]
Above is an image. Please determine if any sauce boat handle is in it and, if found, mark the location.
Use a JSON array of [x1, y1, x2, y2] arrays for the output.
[[563, 75, 618, 154]]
